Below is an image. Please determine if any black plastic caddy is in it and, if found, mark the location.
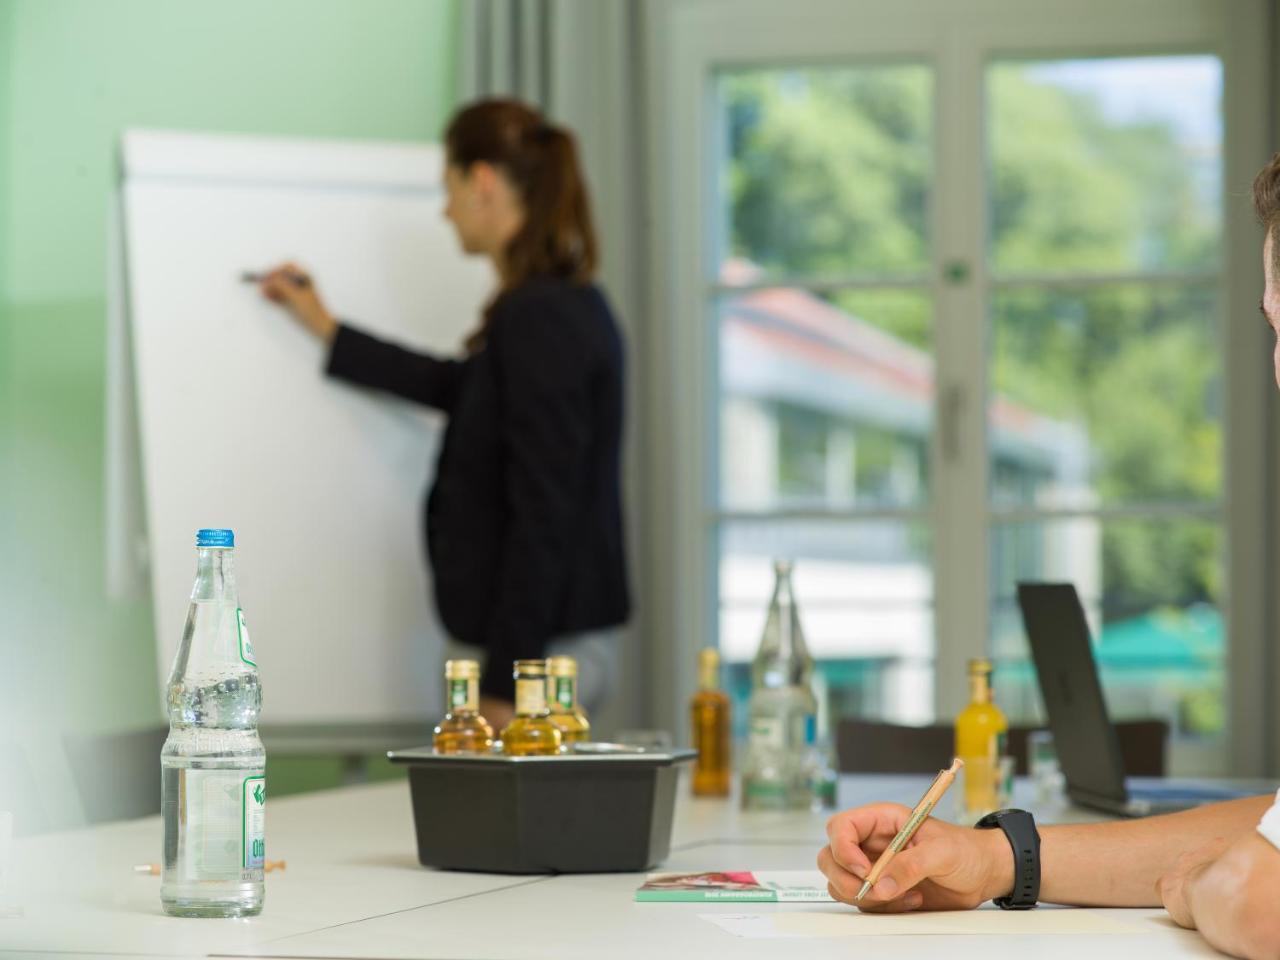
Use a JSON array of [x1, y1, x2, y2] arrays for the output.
[[387, 745, 696, 874]]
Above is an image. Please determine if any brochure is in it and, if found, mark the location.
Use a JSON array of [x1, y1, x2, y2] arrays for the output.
[[635, 870, 835, 902]]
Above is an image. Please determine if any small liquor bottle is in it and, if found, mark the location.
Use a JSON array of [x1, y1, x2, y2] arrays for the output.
[[955, 658, 1008, 820], [546, 655, 591, 744], [690, 647, 731, 796], [499, 660, 563, 756], [432, 660, 494, 754]]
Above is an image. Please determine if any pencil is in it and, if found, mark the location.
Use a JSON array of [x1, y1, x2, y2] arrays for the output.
[[854, 757, 963, 902], [133, 859, 286, 875]]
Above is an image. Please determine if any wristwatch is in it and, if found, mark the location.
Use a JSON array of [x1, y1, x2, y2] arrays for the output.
[[975, 809, 1040, 910]]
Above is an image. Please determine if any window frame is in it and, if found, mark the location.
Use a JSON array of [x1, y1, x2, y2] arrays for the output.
[[642, 0, 1274, 775]]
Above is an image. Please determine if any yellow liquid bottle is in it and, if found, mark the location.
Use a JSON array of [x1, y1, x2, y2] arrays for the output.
[[546, 656, 591, 744], [955, 658, 1007, 820], [500, 660, 563, 756], [691, 648, 731, 797], [432, 660, 494, 754]]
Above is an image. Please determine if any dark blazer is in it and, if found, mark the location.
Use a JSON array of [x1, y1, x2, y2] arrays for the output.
[[325, 277, 630, 699]]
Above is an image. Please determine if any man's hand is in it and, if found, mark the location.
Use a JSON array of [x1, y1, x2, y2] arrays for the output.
[[1157, 832, 1280, 960], [1155, 836, 1229, 929], [818, 803, 1013, 913]]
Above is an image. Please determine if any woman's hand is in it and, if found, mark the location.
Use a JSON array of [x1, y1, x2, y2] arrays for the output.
[[818, 802, 1013, 912], [258, 262, 338, 342]]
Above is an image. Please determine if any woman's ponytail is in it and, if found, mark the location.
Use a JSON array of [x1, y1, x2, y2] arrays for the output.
[[508, 123, 597, 287]]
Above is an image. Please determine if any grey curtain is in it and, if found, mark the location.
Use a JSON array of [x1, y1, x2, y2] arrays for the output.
[[458, 0, 645, 306], [458, 0, 650, 731], [459, 0, 553, 106]]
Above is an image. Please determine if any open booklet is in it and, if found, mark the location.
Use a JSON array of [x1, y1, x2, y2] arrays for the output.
[[635, 870, 835, 902]]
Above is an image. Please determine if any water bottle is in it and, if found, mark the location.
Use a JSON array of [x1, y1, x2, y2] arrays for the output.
[[161, 529, 265, 917], [741, 559, 819, 810]]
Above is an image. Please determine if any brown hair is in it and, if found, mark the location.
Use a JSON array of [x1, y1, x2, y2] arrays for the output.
[[445, 99, 598, 352], [1253, 151, 1280, 275]]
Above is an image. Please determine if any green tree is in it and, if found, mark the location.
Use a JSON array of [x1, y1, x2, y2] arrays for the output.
[[723, 62, 1223, 621]]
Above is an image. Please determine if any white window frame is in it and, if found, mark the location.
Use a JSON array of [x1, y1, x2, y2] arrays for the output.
[[642, 0, 1274, 775]]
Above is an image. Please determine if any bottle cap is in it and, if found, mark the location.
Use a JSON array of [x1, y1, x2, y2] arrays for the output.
[[546, 656, 578, 677], [513, 659, 548, 678], [967, 657, 994, 674], [698, 647, 721, 690], [196, 528, 235, 548], [445, 660, 480, 680]]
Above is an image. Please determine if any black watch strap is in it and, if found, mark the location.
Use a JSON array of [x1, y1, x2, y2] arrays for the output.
[[975, 809, 1040, 910]]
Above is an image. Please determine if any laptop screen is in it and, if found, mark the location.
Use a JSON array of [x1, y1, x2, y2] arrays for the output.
[[1016, 583, 1129, 804]]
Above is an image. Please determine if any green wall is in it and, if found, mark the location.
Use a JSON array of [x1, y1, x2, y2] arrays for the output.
[[1, 3, 14, 729], [0, 1, 12, 301], [0, 0, 459, 820]]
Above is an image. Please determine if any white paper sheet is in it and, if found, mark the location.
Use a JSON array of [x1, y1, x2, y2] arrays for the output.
[[702, 906, 1150, 939]]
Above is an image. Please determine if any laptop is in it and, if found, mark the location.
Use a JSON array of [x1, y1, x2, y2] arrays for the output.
[[1016, 582, 1252, 817]]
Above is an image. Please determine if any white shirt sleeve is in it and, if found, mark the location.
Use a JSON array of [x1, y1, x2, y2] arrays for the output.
[[1257, 789, 1280, 851]]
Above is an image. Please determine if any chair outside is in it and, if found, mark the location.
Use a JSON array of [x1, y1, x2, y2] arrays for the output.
[[837, 718, 1168, 777], [835, 720, 955, 774]]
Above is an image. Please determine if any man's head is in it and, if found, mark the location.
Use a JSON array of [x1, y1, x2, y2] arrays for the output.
[[1252, 152, 1280, 386]]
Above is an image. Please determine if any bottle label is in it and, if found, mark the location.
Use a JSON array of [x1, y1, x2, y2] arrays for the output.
[[555, 677, 575, 710], [243, 776, 266, 870], [743, 778, 789, 801], [449, 678, 477, 712], [236, 608, 256, 667], [181, 768, 263, 880], [749, 716, 785, 749], [515, 678, 547, 715]]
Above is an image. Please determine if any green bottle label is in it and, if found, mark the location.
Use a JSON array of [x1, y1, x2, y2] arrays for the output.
[[236, 608, 256, 667], [556, 677, 574, 710], [749, 716, 785, 749], [242, 775, 265, 870], [450, 678, 469, 709]]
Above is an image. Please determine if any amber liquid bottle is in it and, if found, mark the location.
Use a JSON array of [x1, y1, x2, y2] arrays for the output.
[[432, 660, 494, 754], [546, 655, 591, 744], [691, 648, 731, 796], [955, 658, 1008, 820], [499, 660, 563, 756]]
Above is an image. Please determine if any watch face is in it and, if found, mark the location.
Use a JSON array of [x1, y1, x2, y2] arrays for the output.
[[978, 809, 1017, 827], [980, 809, 1032, 826]]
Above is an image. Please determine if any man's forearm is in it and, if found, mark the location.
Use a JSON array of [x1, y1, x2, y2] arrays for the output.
[[1036, 796, 1272, 906]]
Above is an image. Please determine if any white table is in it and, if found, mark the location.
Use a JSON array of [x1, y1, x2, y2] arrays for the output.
[[2, 780, 531, 958], [0, 773, 1243, 959]]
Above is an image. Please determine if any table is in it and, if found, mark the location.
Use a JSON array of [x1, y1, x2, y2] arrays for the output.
[[0, 773, 1255, 959]]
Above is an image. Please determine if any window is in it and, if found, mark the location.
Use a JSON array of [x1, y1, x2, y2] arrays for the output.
[[654, 0, 1269, 776], [986, 57, 1226, 747], [714, 64, 937, 729]]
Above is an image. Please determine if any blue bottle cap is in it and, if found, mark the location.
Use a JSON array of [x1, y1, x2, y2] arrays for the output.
[[196, 528, 235, 548]]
